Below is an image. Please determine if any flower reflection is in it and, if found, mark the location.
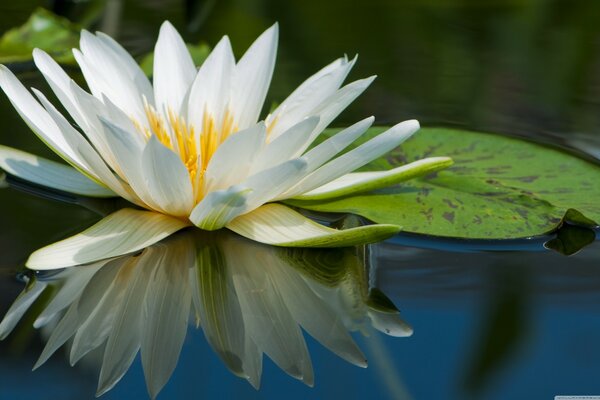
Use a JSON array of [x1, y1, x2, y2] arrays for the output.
[[0, 231, 411, 398]]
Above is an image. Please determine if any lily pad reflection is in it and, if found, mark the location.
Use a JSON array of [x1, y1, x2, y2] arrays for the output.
[[0, 230, 411, 398]]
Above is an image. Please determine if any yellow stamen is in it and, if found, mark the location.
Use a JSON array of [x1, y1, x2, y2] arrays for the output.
[[134, 103, 239, 205]]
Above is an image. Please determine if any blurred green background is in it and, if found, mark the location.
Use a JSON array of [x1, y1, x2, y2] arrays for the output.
[[3, 0, 600, 140]]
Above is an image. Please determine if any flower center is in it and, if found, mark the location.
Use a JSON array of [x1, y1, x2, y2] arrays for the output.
[[137, 101, 237, 202]]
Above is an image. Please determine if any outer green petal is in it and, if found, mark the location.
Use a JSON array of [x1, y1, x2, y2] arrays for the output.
[[226, 203, 400, 248], [292, 157, 453, 201], [27, 208, 190, 270], [0, 145, 116, 197]]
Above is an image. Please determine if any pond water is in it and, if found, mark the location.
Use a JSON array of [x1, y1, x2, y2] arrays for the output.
[[1, 1, 600, 399]]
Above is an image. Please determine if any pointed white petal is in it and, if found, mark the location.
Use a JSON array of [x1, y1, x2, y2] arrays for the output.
[[141, 247, 191, 399], [285, 119, 420, 197], [34, 302, 80, 369], [190, 185, 252, 230], [187, 36, 234, 137], [269, 261, 367, 367], [141, 136, 194, 217], [67, 81, 130, 175], [95, 31, 155, 102], [34, 263, 106, 328], [309, 76, 376, 137], [34, 261, 123, 369], [96, 256, 153, 396], [192, 242, 249, 378], [33, 89, 138, 200], [153, 21, 196, 115], [193, 157, 308, 230], [70, 267, 126, 365], [251, 117, 319, 174], [26, 208, 190, 269], [241, 158, 308, 210], [294, 157, 453, 200], [0, 66, 99, 175], [99, 118, 161, 210], [230, 256, 313, 384], [33, 49, 89, 133], [231, 24, 278, 129], [0, 145, 115, 197], [369, 309, 413, 337], [77, 31, 153, 124], [299, 117, 374, 173], [0, 280, 47, 340], [226, 203, 400, 247], [267, 56, 356, 138], [203, 123, 266, 193]]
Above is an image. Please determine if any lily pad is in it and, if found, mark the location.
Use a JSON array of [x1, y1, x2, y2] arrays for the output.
[[0, 8, 80, 65], [288, 127, 600, 239]]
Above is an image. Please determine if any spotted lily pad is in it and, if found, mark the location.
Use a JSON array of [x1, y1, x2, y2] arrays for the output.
[[0, 8, 80, 65], [287, 128, 600, 239]]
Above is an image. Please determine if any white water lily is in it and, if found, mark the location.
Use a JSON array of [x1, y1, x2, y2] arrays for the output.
[[0, 21, 452, 269], [0, 231, 411, 398]]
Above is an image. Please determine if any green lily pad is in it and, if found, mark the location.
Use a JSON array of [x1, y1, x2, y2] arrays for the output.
[[139, 42, 210, 76], [0, 8, 80, 65], [287, 127, 600, 239]]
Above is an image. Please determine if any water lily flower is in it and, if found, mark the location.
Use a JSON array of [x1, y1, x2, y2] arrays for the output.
[[0, 230, 411, 398], [0, 22, 452, 269]]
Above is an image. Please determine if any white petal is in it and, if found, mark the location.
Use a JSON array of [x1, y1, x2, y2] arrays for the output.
[[190, 185, 252, 230], [153, 21, 196, 115], [267, 55, 356, 138], [251, 116, 319, 174], [95, 31, 155, 102], [70, 265, 127, 365], [0, 279, 47, 340], [192, 241, 249, 379], [34, 303, 80, 370], [264, 251, 367, 367], [284, 119, 420, 197], [34, 261, 123, 369], [230, 256, 313, 385], [230, 24, 278, 129], [192, 157, 308, 230], [187, 36, 235, 139], [26, 208, 190, 269], [97, 257, 153, 396], [141, 245, 191, 399], [0, 145, 115, 197], [293, 157, 453, 200], [226, 203, 400, 247], [34, 263, 105, 328], [369, 309, 413, 337], [77, 31, 153, 124], [67, 82, 131, 176], [298, 116, 374, 173], [33, 49, 89, 133], [99, 118, 161, 210], [241, 158, 308, 211], [141, 136, 194, 217], [0, 66, 97, 174], [33, 89, 138, 201], [203, 123, 266, 193], [309, 76, 376, 138]]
